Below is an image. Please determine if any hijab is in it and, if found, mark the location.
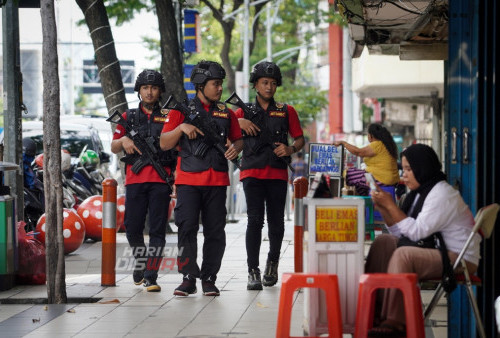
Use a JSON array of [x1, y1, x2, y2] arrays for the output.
[[400, 144, 447, 218]]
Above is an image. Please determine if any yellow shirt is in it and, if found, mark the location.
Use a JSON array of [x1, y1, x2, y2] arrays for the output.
[[364, 140, 400, 185]]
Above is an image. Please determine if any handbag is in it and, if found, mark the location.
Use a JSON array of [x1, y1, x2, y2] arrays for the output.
[[397, 232, 457, 293], [397, 234, 436, 249]]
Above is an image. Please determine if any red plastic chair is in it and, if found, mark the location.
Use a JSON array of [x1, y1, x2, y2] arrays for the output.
[[276, 273, 343, 338], [354, 273, 425, 338]]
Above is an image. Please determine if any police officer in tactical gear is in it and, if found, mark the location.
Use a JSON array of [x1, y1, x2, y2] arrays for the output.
[[235, 61, 305, 290], [160, 60, 243, 297], [111, 69, 176, 292]]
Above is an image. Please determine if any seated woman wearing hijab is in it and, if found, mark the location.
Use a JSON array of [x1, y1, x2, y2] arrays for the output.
[[334, 123, 399, 196], [365, 144, 481, 337]]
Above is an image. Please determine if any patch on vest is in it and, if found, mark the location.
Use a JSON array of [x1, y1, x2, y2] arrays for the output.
[[153, 116, 168, 123], [161, 108, 170, 115], [275, 102, 285, 109], [269, 111, 286, 118], [213, 111, 229, 119], [217, 103, 226, 110]]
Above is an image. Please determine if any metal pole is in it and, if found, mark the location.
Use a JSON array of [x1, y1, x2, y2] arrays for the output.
[[293, 177, 308, 272], [266, 2, 272, 61], [2, 0, 24, 222], [242, 0, 250, 102], [101, 178, 117, 286], [175, 1, 184, 62], [69, 13, 74, 115], [342, 28, 353, 133]]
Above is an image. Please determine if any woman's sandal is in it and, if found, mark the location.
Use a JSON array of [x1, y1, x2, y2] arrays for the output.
[[367, 323, 406, 337]]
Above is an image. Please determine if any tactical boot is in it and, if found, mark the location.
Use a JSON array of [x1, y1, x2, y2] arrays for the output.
[[262, 260, 279, 287], [247, 269, 263, 290]]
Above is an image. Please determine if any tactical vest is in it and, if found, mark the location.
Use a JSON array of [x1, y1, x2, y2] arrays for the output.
[[128, 105, 177, 169], [179, 97, 231, 172], [240, 100, 289, 170]]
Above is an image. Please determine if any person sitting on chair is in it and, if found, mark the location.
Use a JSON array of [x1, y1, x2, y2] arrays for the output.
[[334, 123, 399, 196], [365, 143, 481, 337]]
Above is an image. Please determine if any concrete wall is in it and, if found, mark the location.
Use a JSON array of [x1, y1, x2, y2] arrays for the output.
[[351, 47, 444, 99]]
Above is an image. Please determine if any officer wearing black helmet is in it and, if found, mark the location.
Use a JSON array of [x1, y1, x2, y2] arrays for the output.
[[234, 61, 305, 290], [160, 60, 243, 297], [111, 69, 176, 292]]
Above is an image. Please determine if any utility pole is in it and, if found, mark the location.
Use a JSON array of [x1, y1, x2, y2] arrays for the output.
[[266, 2, 272, 61], [242, 0, 250, 102], [2, 0, 24, 222]]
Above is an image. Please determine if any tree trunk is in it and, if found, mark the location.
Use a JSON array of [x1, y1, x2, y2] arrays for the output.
[[155, 0, 186, 102], [40, 0, 67, 304], [201, 0, 243, 94], [75, 0, 128, 115]]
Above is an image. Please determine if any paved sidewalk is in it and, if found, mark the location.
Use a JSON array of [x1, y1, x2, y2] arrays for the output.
[[0, 214, 447, 337]]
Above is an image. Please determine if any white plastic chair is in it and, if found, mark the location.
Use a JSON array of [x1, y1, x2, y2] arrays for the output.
[[423, 203, 500, 338]]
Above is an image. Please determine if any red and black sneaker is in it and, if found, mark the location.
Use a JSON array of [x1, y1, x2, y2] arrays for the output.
[[202, 280, 220, 296], [173, 275, 197, 296]]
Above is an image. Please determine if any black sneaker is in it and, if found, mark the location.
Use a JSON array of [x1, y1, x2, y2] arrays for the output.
[[202, 280, 220, 296], [262, 260, 279, 287], [133, 269, 145, 285], [247, 269, 263, 290], [174, 275, 197, 296], [144, 279, 161, 292]]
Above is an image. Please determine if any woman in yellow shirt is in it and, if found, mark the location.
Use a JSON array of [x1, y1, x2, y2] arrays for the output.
[[334, 123, 399, 196]]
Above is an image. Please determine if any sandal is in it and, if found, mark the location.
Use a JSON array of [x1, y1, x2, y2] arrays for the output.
[[368, 323, 406, 337]]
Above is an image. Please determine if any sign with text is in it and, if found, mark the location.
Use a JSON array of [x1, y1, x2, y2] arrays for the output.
[[308, 143, 343, 177], [315, 206, 358, 242]]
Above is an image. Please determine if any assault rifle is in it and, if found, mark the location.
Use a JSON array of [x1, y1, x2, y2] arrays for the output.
[[106, 111, 174, 187], [164, 96, 241, 169], [225, 92, 294, 172]]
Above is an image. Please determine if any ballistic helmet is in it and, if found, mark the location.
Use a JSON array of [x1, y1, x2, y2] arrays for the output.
[[134, 69, 166, 92], [190, 60, 226, 85], [22, 137, 37, 157], [249, 61, 282, 86]]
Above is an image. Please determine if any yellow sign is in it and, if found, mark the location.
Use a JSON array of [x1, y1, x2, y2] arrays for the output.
[[315, 206, 358, 242]]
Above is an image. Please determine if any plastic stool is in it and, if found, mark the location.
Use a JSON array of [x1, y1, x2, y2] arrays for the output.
[[276, 273, 343, 338], [354, 273, 424, 338]]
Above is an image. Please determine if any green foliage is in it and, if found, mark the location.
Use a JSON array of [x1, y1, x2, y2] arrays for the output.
[[91, 0, 330, 126], [104, 0, 152, 26], [74, 88, 101, 115], [142, 37, 162, 67], [361, 104, 373, 126], [273, 83, 328, 126]]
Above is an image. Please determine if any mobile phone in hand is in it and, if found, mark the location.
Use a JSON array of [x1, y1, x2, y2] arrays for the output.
[[364, 172, 377, 191]]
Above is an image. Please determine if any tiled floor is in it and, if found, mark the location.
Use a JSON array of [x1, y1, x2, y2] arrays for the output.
[[0, 214, 447, 337]]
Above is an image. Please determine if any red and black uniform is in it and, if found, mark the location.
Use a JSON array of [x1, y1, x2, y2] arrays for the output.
[[235, 99, 303, 272], [112, 103, 175, 282], [162, 97, 242, 282]]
